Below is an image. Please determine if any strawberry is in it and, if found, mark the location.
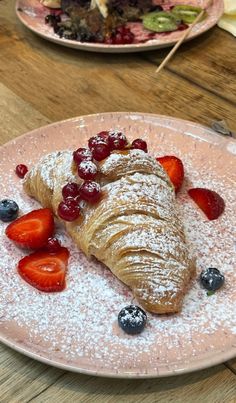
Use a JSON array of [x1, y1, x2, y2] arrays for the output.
[[5, 208, 54, 249], [188, 188, 225, 220], [156, 156, 184, 193], [18, 247, 70, 292]]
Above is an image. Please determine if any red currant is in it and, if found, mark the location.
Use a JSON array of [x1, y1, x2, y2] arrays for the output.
[[73, 148, 92, 165], [131, 139, 148, 152], [104, 36, 115, 44], [88, 135, 107, 150], [96, 131, 109, 141], [114, 33, 123, 45], [58, 198, 80, 221], [62, 182, 80, 199], [79, 181, 101, 203], [108, 130, 127, 150], [116, 25, 129, 35], [92, 143, 111, 161], [77, 161, 97, 180], [15, 164, 28, 178], [122, 32, 134, 44], [46, 237, 62, 253], [178, 23, 188, 31]]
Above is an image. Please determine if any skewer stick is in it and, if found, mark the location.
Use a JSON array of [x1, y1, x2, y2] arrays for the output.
[[155, 0, 212, 74]]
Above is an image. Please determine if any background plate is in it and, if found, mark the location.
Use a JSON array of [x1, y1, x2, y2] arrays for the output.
[[16, 0, 224, 53], [0, 112, 236, 378]]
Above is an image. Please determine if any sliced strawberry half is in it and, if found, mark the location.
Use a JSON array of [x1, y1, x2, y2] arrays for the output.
[[5, 208, 54, 249], [18, 247, 70, 292], [188, 188, 225, 220], [156, 156, 184, 193]]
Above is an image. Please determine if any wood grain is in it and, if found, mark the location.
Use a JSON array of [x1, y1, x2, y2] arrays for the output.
[[0, 0, 235, 401], [0, 83, 50, 145]]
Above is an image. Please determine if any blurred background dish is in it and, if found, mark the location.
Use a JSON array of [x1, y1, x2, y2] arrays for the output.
[[16, 0, 224, 52]]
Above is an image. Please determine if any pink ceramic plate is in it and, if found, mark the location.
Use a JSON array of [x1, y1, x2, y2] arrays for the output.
[[16, 0, 224, 53], [0, 112, 236, 378]]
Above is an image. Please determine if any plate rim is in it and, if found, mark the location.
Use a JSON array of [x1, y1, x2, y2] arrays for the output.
[[15, 0, 225, 53], [1, 111, 235, 151], [0, 111, 235, 379]]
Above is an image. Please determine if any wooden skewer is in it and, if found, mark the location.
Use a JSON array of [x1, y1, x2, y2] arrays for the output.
[[155, 0, 212, 74]]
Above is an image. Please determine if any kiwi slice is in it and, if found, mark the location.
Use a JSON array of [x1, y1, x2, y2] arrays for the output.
[[171, 5, 206, 24], [142, 11, 180, 33]]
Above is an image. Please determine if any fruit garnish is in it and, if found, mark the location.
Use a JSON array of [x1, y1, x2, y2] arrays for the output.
[[5, 208, 54, 249], [73, 148, 92, 165], [156, 156, 184, 193], [188, 188, 225, 220], [92, 143, 111, 161], [96, 131, 109, 141], [108, 130, 128, 150], [77, 160, 98, 180], [200, 268, 225, 292], [0, 199, 19, 222], [18, 247, 69, 292], [88, 135, 107, 150], [118, 305, 147, 335], [142, 11, 180, 33], [46, 237, 62, 253], [62, 182, 80, 199], [171, 5, 205, 24], [58, 198, 80, 221], [131, 139, 148, 153], [79, 180, 101, 203], [15, 164, 28, 179]]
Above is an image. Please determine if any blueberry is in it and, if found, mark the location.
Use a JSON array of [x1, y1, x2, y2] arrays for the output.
[[0, 199, 19, 222], [118, 305, 147, 335], [200, 268, 225, 291]]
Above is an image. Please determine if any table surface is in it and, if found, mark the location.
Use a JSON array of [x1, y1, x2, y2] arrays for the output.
[[0, 1, 236, 402]]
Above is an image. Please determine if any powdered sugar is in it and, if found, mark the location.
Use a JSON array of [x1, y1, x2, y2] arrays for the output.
[[0, 114, 235, 377]]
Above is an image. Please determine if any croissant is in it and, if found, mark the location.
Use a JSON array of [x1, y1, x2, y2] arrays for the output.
[[23, 148, 195, 314]]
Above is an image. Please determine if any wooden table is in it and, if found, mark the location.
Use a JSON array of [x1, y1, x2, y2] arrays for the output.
[[0, 1, 236, 402]]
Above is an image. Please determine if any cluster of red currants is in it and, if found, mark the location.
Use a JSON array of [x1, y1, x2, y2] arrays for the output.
[[58, 130, 147, 221]]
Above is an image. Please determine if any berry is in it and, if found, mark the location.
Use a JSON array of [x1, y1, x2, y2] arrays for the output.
[[104, 36, 115, 44], [62, 182, 80, 199], [79, 180, 101, 203], [96, 131, 109, 141], [0, 199, 19, 222], [122, 32, 134, 44], [73, 148, 93, 165], [200, 268, 225, 291], [116, 25, 130, 35], [5, 208, 54, 249], [18, 247, 69, 292], [46, 237, 62, 253], [77, 161, 97, 180], [112, 26, 134, 45], [16, 164, 28, 179], [58, 198, 80, 222], [114, 33, 123, 45], [131, 139, 148, 153], [88, 135, 107, 150], [92, 143, 111, 161], [188, 188, 225, 220], [178, 23, 188, 30], [118, 305, 147, 335], [45, 14, 61, 25], [156, 155, 184, 193], [108, 130, 128, 150]]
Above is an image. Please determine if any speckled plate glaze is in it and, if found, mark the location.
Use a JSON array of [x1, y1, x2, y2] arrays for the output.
[[16, 0, 224, 53], [0, 112, 236, 378]]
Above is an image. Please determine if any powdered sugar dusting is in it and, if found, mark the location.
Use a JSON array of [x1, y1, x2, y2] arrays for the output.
[[0, 113, 235, 377]]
